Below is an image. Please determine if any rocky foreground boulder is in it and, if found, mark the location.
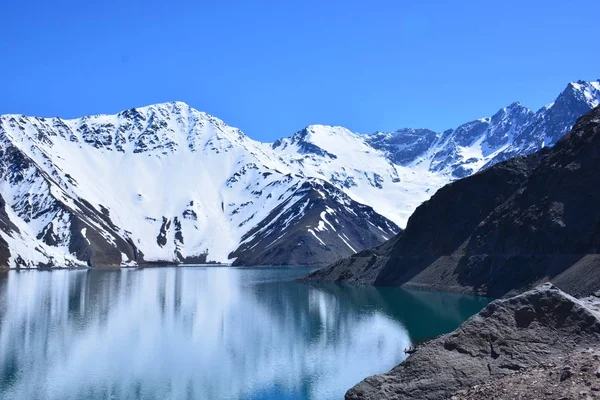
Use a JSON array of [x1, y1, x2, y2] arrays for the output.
[[345, 283, 600, 399]]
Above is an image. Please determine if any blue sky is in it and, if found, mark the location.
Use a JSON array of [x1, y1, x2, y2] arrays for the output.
[[1, 0, 599, 141]]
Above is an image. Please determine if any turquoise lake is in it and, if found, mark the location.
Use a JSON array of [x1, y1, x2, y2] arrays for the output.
[[0, 267, 492, 400]]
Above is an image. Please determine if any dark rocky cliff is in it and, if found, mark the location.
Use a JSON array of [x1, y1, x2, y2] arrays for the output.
[[305, 106, 600, 298], [0, 194, 17, 269]]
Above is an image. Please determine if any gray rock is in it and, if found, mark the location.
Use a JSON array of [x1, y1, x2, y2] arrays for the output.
[[560, 367, 572, 382], [345, 283, 600, 399]]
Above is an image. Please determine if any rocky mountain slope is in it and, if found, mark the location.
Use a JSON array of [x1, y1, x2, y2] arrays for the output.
[[230, 180, 397, 266], [305, 105, 600, 297], [345, 283, 600, 400], [0, 80, 598, 268]]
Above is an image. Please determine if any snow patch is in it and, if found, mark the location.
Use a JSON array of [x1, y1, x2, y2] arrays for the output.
[[337, 234, 356, 253], [307, 228, 326, 247], [81, 228, 91, 245]]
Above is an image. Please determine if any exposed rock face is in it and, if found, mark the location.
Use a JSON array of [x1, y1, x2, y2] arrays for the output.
[[484, 79, 600, 168], [345, 284, 600, 400], [453, 347, 600, 400], [306, 106, 600, 298], [0, 194, 17, 268], [367, 80, 600, 178], [366, 128, 438, 166], [231, 180, 398, 266]]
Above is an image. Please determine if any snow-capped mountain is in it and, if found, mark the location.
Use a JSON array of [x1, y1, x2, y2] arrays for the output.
[[0, 79, 598, 269], [367, 79, 600, 178], [0, 103, 402, 268], [271, 125, 447, 227]]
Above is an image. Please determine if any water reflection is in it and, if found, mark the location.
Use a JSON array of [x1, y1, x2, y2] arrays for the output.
[[0, 268, 489, 400]]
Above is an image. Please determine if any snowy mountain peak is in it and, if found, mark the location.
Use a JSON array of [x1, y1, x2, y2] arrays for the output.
[[291, 124, 359, 144], [565, 80, 600, 108], [300, 125, 364, 153], [504, 101, 529, 112], [0, 101, 413, 268], [304, 124, 356, 135], [489, 101, 534, 127], [0, 102, 258, 158], [271, 124, 363, 160]]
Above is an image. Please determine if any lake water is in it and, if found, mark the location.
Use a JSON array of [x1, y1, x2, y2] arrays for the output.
[[0, 267, 491, 400]]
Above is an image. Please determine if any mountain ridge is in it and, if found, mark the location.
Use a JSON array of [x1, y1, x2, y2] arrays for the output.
[[1, 79, 599, 269], [0, 103, 403, 268], [305, 105, 600, 298]]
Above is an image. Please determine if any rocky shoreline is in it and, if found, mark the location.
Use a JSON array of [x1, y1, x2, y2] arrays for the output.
[[345, 283, 600, 399], [452, 347, 600, 400]]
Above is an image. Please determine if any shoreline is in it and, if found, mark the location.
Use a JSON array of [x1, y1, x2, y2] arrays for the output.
[[0, 262, 326, 271]]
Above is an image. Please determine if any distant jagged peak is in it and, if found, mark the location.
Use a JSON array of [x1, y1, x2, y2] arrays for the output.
[[501, 100, 532, 113], [541, 79, 600, 112], [1, 101, 244, 137], [488, 101, 534, 124], [113, 101, 244, 134], [507, 100, 524, 107], [295, 124, 360, 142], [0, 101, 257, 156], [115, 101, 191, 120], [366, 127, 439, 142], [566, 79, 600, 108], [454, 102, 530, 130], [569, 78, 600, 91], [272, 124, 365, 159]]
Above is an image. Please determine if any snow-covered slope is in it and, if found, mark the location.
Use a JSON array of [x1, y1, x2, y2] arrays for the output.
[[271, 125, 448, 226], [0, 79, 598, 269], [0, 103, 402, 268]]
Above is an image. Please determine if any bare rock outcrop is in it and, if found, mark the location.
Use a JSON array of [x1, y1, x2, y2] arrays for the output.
[[346, 283, 600, 399]]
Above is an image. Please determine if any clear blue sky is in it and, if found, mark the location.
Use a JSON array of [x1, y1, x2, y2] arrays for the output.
[[1, 0, 599, 141]]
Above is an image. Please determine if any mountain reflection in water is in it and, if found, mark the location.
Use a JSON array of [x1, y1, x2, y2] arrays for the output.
[[0, 267, 490, 400]]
